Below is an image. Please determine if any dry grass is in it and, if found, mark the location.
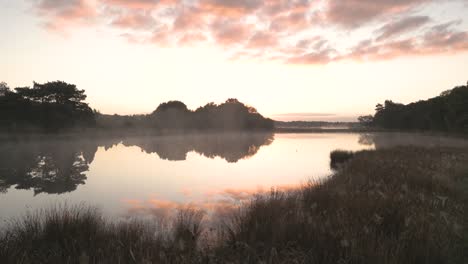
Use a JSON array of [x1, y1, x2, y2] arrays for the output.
[[220, 147, 468, 263], [330, 149, 356, 169], [0, 204, 205, 263], [1, 146, 467, 263]]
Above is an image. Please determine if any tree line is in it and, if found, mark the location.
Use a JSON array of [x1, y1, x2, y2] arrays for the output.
[[148, 99, 274, 131], [359, 81, 468, 132], [0, 81, 274, 132], [0, 81, 95, 131], [97, 99, 274, 131]]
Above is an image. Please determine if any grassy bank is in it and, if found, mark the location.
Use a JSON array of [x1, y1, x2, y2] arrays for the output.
[[1, 147, 467, 263]]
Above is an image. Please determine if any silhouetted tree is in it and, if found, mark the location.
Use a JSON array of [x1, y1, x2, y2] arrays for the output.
[[150, 101, 191, 130], [358, 115, 374, 127], [1, 80, 273, 132], [0, 81, 95, 131], [370, 81, 468, 132], [148, 99, 274, 131], [0, 82, 9, 96]]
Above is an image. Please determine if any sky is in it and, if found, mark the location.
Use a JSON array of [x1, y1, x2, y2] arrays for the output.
[[1, 0, 468, 121]]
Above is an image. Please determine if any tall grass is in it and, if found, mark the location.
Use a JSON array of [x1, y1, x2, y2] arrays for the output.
[[330, 149, 355, 169], [0, 204, 205, 263], [1, 147, 467, 263], [219, 147, 468, 264]]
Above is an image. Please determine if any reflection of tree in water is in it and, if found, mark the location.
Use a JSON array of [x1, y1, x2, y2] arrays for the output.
[[0, 140, 99, 195], [358, 133, 374, 146], [122, 133, 274, 163], [19, 153, 88, 195], [0, 133, 274, 194], [358, 133, 468, 149]]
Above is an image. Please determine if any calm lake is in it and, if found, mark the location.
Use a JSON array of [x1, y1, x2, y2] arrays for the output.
[[1, 132, 468, 224]]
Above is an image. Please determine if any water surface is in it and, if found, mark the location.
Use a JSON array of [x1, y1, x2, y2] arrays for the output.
[[1, 132, 467, 223]]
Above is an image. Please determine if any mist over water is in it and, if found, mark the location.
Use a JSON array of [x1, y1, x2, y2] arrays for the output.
[[1, 132, 467, 225]]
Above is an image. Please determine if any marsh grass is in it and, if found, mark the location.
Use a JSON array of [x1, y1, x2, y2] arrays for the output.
[[330, 150, 355, 169], [0, 204, 205, 263], [1, 147, 467, 263], [221, 147, 468, 263]]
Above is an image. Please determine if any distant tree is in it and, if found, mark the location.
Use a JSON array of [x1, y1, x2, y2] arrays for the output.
[[0, 82, 9, 96], [358, 115, 374, 127], [15, 81, 87, 104], [370, 81, 468, 132], [153, 101, 189, 113], [148, 99, 274, 131], [440, 89, 452, 97], [375, 103, 384, 112], [150, 101, 190, 129]]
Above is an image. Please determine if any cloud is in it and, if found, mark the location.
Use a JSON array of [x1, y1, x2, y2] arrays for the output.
[[295, 36, 326, 50], [33, 0, 97, 32], [287, 49, 334, 64], [111, 11, 158, 30], [324, 0, 429, 28], [30, 0, 468, 63], [376, 16, 430, 41], [102, 0, 171, 10], [172, 7, 206, 32], [247, 31, 278, 49], [210, 18, 251, 46], [178, 32, 207, 45], [343, 23, 468, 61], [345, 38, 417, 61], [421, 23, 468, 52], [269, 9, 310, 33], [198, 0, 263, 17]]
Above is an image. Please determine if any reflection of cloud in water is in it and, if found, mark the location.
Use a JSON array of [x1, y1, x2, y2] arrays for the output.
[[123, 184, 300, 221]]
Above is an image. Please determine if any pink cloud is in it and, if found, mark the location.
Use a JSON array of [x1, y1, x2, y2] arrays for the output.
[[102, 0, 173, 10], [198, 0, 263, 17], [111, 11, 157, 29], [210, 19, 252, 46], [34, 0, 97, 32], [30, 0, 468, 64], [376, 16, 430, 41], [269, 9, 310, 33], [262, 0, 312, 17], [344, 24, 468, 61], [178, 32, 207, 45], [247, 31, 278, 49], [324, 0, 429, 28], [148, 24, 172, 45], [172, 7, 206, 32], [287, 50, 335, 64]]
